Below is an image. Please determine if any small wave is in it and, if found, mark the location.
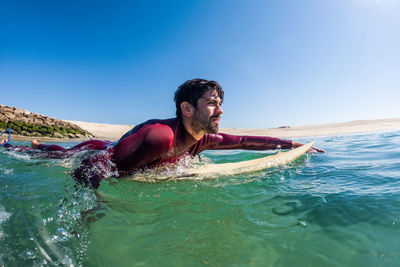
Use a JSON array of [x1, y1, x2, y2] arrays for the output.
[[0, 167, 13, 175], [56, 150, 94, 169], [0, 205, 12, 239], [4, 150, 34, 161]]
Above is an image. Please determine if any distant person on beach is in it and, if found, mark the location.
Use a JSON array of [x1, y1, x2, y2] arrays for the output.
[[2, 78, 324, 188]]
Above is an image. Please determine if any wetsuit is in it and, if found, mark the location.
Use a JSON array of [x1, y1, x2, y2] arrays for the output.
[[73, 118, 293, 188]]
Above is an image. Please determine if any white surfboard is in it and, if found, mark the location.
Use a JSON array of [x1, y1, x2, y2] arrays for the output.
[[127, 141, 314, 182]]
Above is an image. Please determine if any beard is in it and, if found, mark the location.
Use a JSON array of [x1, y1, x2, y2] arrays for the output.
[[191, 110, 219, 134]]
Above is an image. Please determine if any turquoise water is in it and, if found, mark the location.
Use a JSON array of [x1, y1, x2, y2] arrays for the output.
[[1, 131, 400, 266]]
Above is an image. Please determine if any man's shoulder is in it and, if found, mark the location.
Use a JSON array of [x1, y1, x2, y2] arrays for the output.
[[118, 118, 177, 142], [141, 118, 177, 127], [144, 121, 174, 133], [141, 118, 177, 144], [142, 118, 177, 131], [129, 118, 177, 134]]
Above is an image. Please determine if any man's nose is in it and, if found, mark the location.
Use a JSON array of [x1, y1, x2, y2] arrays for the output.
[[216, 105, 223, 115]]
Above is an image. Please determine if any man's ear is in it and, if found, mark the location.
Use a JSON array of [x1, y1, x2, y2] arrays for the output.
[[180, 101, 194, 118]]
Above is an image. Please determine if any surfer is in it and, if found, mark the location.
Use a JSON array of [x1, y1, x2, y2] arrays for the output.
[[2, 79, 324, 188], [72, 79, 324, 188]]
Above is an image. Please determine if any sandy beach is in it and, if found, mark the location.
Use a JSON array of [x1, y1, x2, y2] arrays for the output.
[[7, 118, 400, 142], [64, 118, 400, 141]]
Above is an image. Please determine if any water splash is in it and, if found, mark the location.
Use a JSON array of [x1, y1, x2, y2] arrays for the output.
[[0, 167, 13, 175], [0, 205, 11, 239], [3, 150, 35, 161], [126, 154, 204, 182]]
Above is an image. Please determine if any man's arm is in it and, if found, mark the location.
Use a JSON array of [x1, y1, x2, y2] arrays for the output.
[[201, 133, 292, 151], [200, 133, 324, 152]]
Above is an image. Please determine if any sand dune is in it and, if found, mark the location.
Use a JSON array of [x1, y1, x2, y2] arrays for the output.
[[67, 118, 400, 141], [66, 121, 134, 141]]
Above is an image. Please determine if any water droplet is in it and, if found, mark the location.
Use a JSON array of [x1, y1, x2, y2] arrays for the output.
[[298, 220, 306, 227]]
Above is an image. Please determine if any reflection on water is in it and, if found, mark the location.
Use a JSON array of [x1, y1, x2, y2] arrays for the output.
[[0, 132, 400, 266]]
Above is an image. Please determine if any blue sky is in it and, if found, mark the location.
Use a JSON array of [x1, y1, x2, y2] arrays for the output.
[[1, 0, 399, 128]]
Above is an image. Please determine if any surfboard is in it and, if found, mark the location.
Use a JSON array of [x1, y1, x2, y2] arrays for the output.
[[127, 141, 314, 182]]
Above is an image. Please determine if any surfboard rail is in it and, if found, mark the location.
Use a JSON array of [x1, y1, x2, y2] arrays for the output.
[[187, 141, 314, 176]]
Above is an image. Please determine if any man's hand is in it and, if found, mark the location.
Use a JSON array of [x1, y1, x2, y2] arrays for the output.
[[292, 141, 325, 153]]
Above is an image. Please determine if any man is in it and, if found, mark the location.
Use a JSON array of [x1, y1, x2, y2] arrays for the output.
[[2, 79, 324, 188], [72, 79, 323, 188]]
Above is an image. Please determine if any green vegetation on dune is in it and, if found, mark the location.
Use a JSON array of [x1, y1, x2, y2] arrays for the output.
[[0, 121, 91, 138]]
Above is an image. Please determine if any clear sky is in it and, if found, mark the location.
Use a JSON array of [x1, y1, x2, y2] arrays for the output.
[[1, 0, 399, 128]]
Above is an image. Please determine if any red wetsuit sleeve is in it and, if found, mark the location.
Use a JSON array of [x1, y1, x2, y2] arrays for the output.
[[198, 133, 293, 152], [111, 123, 174, 172]]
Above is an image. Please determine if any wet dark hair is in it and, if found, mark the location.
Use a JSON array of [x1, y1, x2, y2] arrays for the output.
[[174, 78, 224, 119]]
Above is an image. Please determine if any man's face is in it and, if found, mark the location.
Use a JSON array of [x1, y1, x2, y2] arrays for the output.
[[191, 89, 223, 134]]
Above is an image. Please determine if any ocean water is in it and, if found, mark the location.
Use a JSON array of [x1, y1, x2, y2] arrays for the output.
[[0, 131, 400, 266]]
